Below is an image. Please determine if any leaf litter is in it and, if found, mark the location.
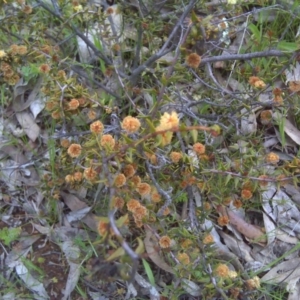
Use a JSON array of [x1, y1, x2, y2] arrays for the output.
[[2, 1, 300, 299]]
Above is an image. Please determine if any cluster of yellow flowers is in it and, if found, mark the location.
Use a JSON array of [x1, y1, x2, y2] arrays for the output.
[[155, 111, 179, 146], [65, 171, 83, 183], [127, 199, 148, 227], [248, 76, 266, 89]]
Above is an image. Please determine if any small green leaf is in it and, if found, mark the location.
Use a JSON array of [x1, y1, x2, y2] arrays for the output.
[[135, 237, 145, 255], [277, 41, 299, 52], [224, 174, 232, 186], [142, 259, 156, 286], [115, 214, 128, 227], [106, 246, 125, 262], [190, 129, 198, 144], [248, 23, 261, 42], [0, 227, 21, 246]]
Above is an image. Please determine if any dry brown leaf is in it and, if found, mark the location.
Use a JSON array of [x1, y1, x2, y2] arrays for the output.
[[218, 230, 253, 262], [144, 227, 175, 274], [13, 76, 43, 112], [273, 112, 300, 145], [262, 258, 300, 284], [0, 145, 39, 186], [262, 213, 276, 245], [60, 191, 98, 231], [15, 111, 40, 142], [217, 205, 267, 245]]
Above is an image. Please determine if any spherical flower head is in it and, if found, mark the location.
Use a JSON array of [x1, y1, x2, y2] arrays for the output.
[[112, 197, 125, 209], [77, 97, 86, 106], [4, 69, 14, 78], [97, 220, 109, 236], [233, 199, 243, 209], [149, 153, 158, 165], [84, 167, 97, 181], [136, 182, 151, 197], [67, 143, 82, 158], [90, 120, 104, 134], [215, 264, 230, 278], [121, 116, 141, 134], [57, 70, 67, 80], [68, 99, 80, 110], [133, 205, 148, 220], [186, 53, 201, 68], [123, 164, 136, 178], [260, 110, 272, 125], [203, 234, 214, 244], [17, 45, 27, 55], [127, 199, 141, 212], [218, 215, 229, 226], [60, 138, 70, 148], [114, 173, 126, 187], [249, 76, 266, 89], [254, 80, 266, 88], [9, 44, 19, 55], [177, 253, 190, 265], [106, 6, 115, 14], [248, 76, 260, 86], [101, 134, 115, 148], [0, 50, 7, 58], [87, 109, 97, 121], [159, 235, 171, 249], [73, 171, 83, 182], [151, 191, 161, 203], [273, 87, 282, 96], [7, 74, 20, 85], [193, 142, 206, 155], [170, 151, 183, 163], [130, 175, 141, 187], [158, 111, 179, 130], [289, 81, 300, 93], [181, 239, 193, 249], [274, 95, 283, 105], [65, 174, 74, 183], [51, 111, 61, 119], [23, 5, 33, 14], [241, 189, 253, 200], [155, 125, 173, 146], [204, 201, 211, 211], [162, 207, 170, 216], [265, 152, 279, 164], [39, 64, 51, 74], [0, 62, 11, 71], [45, 101, 55, 111], [246, 276, 260, 290], [228, 271, 238, 279]]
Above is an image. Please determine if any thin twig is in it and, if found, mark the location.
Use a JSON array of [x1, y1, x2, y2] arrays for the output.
[[200, 50, 288, 65]]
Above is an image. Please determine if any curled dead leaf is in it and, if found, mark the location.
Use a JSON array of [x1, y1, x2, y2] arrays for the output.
[[144, 227, 175, 274], [217, 205, 267, 245]]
